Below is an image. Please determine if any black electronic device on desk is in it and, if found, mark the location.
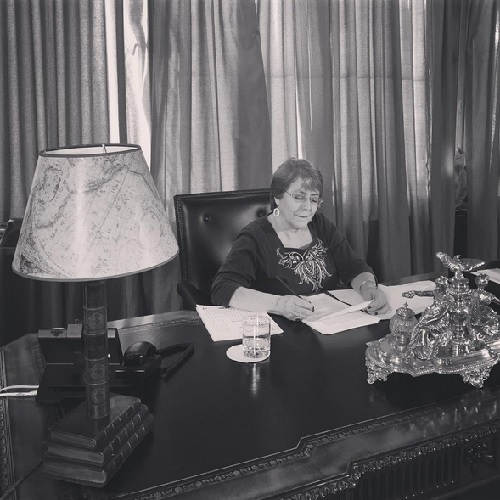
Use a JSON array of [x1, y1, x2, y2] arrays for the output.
[[36, 324, 153, 404], [38, 323, 123, 365], [117, 341, 194, 380], [36, 325, 194, 404]]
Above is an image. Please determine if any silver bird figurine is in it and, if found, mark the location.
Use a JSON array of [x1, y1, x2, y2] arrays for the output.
[[436, 252, 485, 275]]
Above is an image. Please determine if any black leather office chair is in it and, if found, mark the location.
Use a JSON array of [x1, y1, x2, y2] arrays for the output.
[[174, 188, 271, 310]]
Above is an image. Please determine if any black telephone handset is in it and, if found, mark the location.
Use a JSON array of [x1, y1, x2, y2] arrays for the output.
[[120, 341, 194, 380], [123, 341, 157, 367]]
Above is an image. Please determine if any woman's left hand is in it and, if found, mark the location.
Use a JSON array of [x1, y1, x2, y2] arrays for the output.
[[359, 283, 390, 315]]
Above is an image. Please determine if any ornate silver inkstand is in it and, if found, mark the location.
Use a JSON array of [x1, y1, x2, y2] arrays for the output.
[[366, 253, 500, 388]]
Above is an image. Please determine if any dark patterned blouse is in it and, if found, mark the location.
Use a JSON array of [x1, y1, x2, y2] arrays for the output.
[[211, 212, 373, 306]]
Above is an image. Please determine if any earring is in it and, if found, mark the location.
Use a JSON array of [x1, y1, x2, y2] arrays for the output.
[[273, 207, 279, 216]]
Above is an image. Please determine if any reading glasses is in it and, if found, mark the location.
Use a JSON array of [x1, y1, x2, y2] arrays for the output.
[[284, 191, 323, 207]]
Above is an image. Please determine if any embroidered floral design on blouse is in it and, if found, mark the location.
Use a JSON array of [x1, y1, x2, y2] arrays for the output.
[[277, 239, 332, 292]]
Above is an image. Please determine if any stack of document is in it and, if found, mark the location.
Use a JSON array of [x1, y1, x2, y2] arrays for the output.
[[196, 305, 282, 342], [304, 280, 436, 335], [196, 280, 436, 339]]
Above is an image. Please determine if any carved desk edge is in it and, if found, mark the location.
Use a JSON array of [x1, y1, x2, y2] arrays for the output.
[[280, 421, 500, 500], [107, 388, 500, 500]]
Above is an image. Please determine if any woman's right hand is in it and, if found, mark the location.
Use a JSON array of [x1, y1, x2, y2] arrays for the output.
[[276, 295, 315, 321]]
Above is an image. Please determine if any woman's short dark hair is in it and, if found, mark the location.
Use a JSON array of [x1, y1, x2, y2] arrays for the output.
[[270, 158, 323, 209]]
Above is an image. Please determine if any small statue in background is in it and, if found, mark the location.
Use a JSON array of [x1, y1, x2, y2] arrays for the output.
[[469, 273, 500, 341], [406, 301, 451, 360], [471, 274, 500, 311]]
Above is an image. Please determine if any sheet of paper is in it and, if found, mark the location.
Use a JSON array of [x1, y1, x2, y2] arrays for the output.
[[304, 294, 378, 334], [377, 281, 435, 320], [304, 309, 379, 335], [306, 294, 349, 320], [472, 268, 500, 285], [317, 281, 436, 322], [330, 289, 366, 306], [196, 306, 283, 342], [306, 294, 372, 322]]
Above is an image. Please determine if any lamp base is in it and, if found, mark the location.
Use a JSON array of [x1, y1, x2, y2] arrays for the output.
[[42, 394, 153, 487]]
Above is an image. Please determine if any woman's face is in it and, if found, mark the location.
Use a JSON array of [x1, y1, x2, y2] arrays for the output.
[[275, 177, 321, 230]]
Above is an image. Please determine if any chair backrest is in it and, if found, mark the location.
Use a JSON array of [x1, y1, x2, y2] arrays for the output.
[[174, 188, 271, 298], [0, 219, 22, 248]]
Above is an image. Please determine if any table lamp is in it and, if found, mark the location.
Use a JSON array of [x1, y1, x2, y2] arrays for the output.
[[12, 144, 178, 486]]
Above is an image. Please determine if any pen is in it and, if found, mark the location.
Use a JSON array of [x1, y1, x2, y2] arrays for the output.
[[322, 289, 351, 306], [276, 277, 314, 312], [322, 289, 375, 314]]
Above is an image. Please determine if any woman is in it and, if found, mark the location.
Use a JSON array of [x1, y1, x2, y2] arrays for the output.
[[211, 159, 389, 321]]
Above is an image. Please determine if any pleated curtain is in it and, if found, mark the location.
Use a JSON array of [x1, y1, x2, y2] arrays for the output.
[[1, 0, 499, 342]]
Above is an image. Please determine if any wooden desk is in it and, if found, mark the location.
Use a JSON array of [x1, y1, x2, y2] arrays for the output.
[[2, 300, 500, 499]]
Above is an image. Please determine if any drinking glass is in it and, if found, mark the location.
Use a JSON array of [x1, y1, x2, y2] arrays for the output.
[[242, 315, 271, 359]]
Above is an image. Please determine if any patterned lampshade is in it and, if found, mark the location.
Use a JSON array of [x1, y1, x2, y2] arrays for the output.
[[13, 144, 178, 281]]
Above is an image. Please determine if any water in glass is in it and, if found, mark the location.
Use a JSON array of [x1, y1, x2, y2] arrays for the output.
[[242, 315, 271, 359]]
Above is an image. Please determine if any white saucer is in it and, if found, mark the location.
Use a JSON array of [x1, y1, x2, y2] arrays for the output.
[[226, 344, 270, 363]]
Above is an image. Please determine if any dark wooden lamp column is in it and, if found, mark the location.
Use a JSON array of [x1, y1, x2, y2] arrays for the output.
[[12, 144, 178, 486], [84, 279, 111, 419]]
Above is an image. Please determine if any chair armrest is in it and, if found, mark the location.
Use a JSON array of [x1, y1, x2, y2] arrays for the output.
[[177, 281, 212, 310]]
